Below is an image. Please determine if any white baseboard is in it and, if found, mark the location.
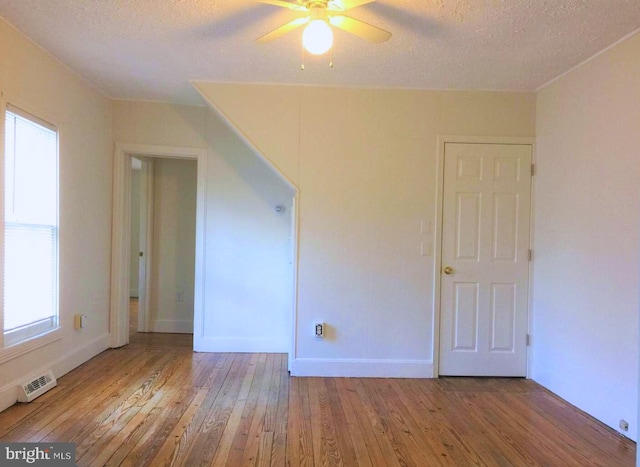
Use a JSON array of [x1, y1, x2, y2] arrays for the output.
[[195, 336, 288, 353], [290, 358, 434, 378], [151, 320, 193, 334], [533, 367, 637, 442], [0, 333, 110, 413]]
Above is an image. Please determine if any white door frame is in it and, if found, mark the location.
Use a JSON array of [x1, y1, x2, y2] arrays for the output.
[[289, 193, 299, 371], [109, 143, 207, 348], [433, 135, 535, 378]]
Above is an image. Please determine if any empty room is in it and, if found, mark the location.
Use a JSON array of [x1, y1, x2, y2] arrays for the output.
[[0, 1, 639, 466]]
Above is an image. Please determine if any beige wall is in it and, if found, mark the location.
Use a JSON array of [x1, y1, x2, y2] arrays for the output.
[[195, 83, 536, 376], [0, 18, 112, 409], [534, 31, 640, 441]]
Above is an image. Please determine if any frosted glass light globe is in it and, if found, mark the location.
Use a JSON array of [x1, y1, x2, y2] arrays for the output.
[[302, 20, 333, 55]]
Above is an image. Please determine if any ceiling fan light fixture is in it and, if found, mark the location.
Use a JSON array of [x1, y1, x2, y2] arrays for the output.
[[302, 19, 333, 55]]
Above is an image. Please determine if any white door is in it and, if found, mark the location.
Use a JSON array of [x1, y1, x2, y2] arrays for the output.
[[439, 142, 532, 376]]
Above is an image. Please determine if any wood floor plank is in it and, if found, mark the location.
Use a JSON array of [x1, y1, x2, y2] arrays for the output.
[[158, 353, 238, 467], [183, 353, 250, 467], [262, 354, 282, 433], [238, 354, 277, 466], [380, 379, 466, 466], [324, 378, 360, 466], [346, 379, 402, 467], [286, 375, 303, 467], [6, 350, 164, 443], [77, 350, 192, 449], [102, 405, 166, 467], [0, 349, 140, 438], [306, 378, 326, 467], [84, 383, 196, 467], [224, 352, 270, 466], [334, 378, 381, 467], [270, 355, 289, 466], [287, 377, 315, 467], [401, 379, 490, 467], [127, 387, 200, 467], [145, 387, 209, 466], [527, 390, 635, 464], [61, 352, 177, 448], [428, 384, 517, 466], [479, 391, 593, 466], [311, 377, 343, 466], [462, 394, 541, 466], [359, 378, 429, 466], [0, 305, 634, 467], [108, 406, 168, 467], [208, 353, 261, 467], [0, 400, 42, 437], [258, 431, 274, 467]]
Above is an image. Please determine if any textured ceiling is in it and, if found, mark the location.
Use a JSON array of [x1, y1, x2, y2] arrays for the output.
[[1, 0, 639, 106]]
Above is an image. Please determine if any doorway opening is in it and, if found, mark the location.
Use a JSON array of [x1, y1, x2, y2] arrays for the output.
[[110, 144, 207, 349], [129, 155, 197, 341]]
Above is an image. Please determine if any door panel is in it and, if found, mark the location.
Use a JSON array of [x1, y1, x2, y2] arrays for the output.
[[456, 193, 481, 260], [453, 282, 479, 351], [490, 283, 516, 351], [440, 142, 531, 376], [492, 193, 519, 261]]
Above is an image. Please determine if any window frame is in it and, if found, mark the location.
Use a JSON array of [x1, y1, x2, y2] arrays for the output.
[[0, 98, 62, 363]]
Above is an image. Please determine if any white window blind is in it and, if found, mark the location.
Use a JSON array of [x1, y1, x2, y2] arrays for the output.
[[4, 107, 59, 347]]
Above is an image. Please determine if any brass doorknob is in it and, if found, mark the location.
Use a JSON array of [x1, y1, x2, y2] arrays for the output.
[[443, 266, 453, 275]]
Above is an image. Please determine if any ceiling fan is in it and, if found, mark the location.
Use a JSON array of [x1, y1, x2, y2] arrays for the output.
[[256, 0, 392, 55]]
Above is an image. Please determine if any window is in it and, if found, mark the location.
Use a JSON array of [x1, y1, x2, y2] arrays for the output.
[[3, 106, 59, 347]]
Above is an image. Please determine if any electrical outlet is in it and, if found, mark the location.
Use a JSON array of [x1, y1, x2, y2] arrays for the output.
[[314, 322, 324, 338], [619, 419, 629, 432], [176, 290, 184, 302], [74, 314, 87, 330]]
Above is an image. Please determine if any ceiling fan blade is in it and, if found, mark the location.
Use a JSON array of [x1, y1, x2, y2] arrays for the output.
[[255, 16, 310, 43], [329, 0, 376, 11], [259, 0, 306, 11], [329, 15, 391, 43]]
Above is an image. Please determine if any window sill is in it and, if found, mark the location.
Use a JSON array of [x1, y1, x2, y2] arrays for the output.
[[0, 327, 62, 365]]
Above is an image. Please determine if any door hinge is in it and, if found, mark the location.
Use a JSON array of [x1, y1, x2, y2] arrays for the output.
[[526, 334, 531, 346], [528, 249, 533, 261], [531, 163, 535, 176]]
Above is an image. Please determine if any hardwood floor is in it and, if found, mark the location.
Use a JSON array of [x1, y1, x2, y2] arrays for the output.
[[0, 302, 634, 466]]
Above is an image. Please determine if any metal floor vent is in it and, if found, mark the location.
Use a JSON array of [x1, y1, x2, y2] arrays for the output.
[[18, 370, 57, 403]]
